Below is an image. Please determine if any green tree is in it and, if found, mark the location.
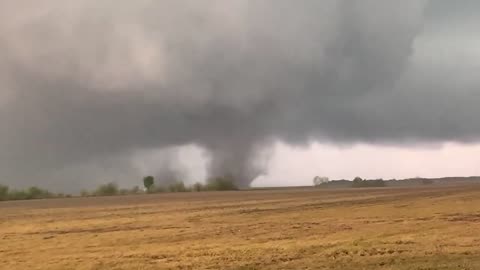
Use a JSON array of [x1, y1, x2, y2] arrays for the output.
[[143, 176, 155, 192]]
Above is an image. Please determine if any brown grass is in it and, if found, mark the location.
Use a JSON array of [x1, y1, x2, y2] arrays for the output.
[[1, 185, 480, 269]]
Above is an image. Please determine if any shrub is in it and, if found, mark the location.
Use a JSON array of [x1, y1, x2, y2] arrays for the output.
[[80, 190, 90, 197], [153, 186, 166, 193], [422, 179, 434, 185], [207, 176, 238, 191], [27, 186, 53, 199], [0, 185, 9, 201], [4, 187, 53, 200], [168, 181, 188, 192], [130, 186, 141, 194], [192, 182, 205, 192], [352, 178, 386, 188], [7, 190, 29, 200], [94, 183, 119, 196]]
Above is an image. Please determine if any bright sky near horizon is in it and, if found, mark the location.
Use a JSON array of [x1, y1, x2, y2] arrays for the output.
[[254, 142, 480, 187]]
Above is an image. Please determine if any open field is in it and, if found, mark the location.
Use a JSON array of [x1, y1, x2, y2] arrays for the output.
[[1, 185, 480, 269]]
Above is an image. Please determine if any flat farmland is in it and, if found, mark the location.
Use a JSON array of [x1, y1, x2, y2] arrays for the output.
[[1, 185, 480, 269]]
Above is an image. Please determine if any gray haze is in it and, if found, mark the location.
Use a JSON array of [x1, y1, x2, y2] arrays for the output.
[[1, 0, 479, 191]]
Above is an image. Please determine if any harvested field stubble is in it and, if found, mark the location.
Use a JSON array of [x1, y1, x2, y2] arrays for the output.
[[1, 185, 480, 269]]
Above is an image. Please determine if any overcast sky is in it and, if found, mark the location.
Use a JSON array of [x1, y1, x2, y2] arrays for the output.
[[1, 1, 480, 191], [258, 0, 480, 186]]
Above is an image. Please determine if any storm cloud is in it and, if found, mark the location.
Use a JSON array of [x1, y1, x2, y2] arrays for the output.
[[1, 0, 479, 191]]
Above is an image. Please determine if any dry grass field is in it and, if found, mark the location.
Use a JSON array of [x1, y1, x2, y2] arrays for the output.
[[1, 185, 480, 269]]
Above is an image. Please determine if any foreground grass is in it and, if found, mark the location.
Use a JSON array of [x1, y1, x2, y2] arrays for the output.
[[1, 185, 479, 269]]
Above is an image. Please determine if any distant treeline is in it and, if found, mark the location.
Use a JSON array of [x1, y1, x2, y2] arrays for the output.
[[352, 177, 386, 188], [316, 176, 480, 189], [313, 177, 387, 189], [0, 185, 72, 201], [0, 176, 239, 202]]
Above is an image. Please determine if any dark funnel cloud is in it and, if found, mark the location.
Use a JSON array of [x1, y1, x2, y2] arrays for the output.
[[1, 1, 479, 191]]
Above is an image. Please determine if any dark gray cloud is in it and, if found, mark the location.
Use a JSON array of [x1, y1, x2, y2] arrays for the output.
[[1, 0, 479, 191]]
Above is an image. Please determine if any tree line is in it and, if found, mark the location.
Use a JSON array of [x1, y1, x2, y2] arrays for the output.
[[313, 176, 387, 188], [0, 185, 71, 201], [0, 175, 238, 202], [313, 176, 436, 188]]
